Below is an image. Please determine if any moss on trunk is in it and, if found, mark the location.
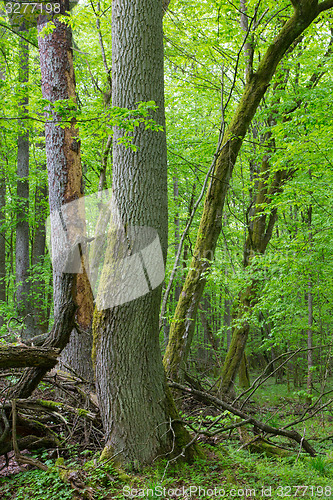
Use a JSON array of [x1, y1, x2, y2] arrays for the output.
[[163, 2, 324, 383]]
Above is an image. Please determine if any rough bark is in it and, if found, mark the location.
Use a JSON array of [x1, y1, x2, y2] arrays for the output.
[[16, 36, 34, 340], [92, 0, 196, 465], [163, 1, 330, 382], [37, 2, 94, 382], [0, 345, 60, 369]]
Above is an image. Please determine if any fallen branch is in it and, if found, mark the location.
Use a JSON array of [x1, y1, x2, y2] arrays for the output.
[[12, 400, 48, 471], [0, 346, 60, 369], [9, 274, 77, 400], [169, 381, 317, 456], [14, 399, 97, 422], [238, 426, 293, 457]]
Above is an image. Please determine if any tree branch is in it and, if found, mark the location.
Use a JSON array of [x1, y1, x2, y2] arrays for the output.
[[169, 381, 317, 456], [318, 0, 333, 13], [0, 346, 60, 369]]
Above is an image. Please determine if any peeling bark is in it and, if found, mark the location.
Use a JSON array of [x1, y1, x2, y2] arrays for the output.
[[37, 2, 94, 381]]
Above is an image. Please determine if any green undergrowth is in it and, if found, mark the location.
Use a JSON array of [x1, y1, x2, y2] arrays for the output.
[[1, 381, 333, 499], [1, 445, 333, 499]]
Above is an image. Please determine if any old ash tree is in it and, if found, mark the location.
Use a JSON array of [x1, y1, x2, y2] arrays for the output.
[[92, 0, 197, 464]]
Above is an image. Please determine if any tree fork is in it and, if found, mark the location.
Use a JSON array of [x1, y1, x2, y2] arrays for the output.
[[163, 0, 331, 381]]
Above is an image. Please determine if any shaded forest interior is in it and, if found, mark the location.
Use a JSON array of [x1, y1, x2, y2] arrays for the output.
[[1, 0, 333, 498]]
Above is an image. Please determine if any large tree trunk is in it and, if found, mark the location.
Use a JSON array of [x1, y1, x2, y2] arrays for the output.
[[37, 2, 94, 382], [163, 0, 329, 382], [92, 0, 195, 465], [16, 36, 34, 340]]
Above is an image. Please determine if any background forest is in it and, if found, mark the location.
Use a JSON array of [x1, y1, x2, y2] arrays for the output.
[[1, 0, 333, 498]]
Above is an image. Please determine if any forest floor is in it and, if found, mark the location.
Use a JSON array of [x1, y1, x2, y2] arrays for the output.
[[0, 377, 332, 500]]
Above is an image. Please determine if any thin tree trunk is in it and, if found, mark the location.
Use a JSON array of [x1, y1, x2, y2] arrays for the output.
[[93, 0, 196, 465], [219, 150, 290, 394], [163, 177, 181, 346], [0, 59, 6, 325], [238, 353, 250, 389], [98, 135, 112, 192], [16, 37, 33, 340], [31, 165, 48, 332], [198, 299, 220, 372], [0, 166, 5, 323], [240, 0, 254, 83], [306, 205, 313, 400], [307, 279, 313, 394], [173, 176, 181, 303], [224, 284, 232, 351], [163, 1, 331, 382]]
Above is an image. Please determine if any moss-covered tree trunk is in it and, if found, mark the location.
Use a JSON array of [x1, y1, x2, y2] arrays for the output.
[[219, 36, 331, 394], [163, 0, 331, 382], [219, 134, 295, 392], [92, 0, 196, 465]]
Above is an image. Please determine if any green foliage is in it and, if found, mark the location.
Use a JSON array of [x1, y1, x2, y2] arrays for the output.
[[0, 464, 73, 500]]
